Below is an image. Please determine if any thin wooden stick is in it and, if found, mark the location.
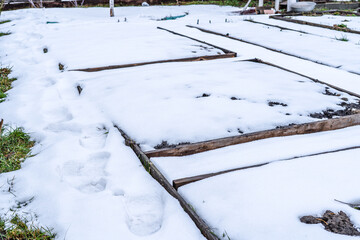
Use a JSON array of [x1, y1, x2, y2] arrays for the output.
[[145, 114, 360, 158], [185, 25, 360, 76], [69, 53, 236, 72], [173, 145, 360, 189], [114, 125, 219, 240], [157, 26, 235, 55]]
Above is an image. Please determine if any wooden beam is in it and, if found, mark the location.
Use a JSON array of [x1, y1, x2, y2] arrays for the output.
[[114, 125, 220, 240], [244, 58, 360, 99], [145, 113, 360, 158], [172, 145, 360, 189], [270, 15, 360, 35], [185, 25, 360, 76], [69, 53, 236, 72]]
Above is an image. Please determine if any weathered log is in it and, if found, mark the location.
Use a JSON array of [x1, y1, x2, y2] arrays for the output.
[[145, 114, 360, 158], [186, 25, 360, 76], [114, 125, 219, 240], [69, 53, 236, 72], [270, 15, 360, 35], [172, 145, 360, 189]]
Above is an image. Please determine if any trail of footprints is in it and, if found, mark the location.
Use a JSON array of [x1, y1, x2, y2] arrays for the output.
[[41, 85, 163, 236]]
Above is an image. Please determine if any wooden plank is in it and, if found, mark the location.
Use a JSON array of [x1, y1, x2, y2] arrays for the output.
[[145, 113, 360, 158], [69, 53, 236, 72], [114, 125, 220, 240], [185, 25, 360, 76], [172, 145, 360, 189], [270, 15, 360, 35], [245, 58, 360, 99]]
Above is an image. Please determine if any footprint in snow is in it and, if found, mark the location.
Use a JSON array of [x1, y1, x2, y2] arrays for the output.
[[44, 122, 82, 133], [79, 125, 108, 149], [124, 194, 164, 236], [58, 152, 111, 193], [42, 105, 73, 123]]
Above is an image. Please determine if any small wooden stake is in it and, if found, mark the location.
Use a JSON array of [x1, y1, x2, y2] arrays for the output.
[[109, 0, 114, 17], [145, 114, 360, 158], [0, 119, 3, 136]]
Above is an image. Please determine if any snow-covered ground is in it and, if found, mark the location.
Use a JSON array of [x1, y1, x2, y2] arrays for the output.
[[1, 5, 360, 240], [188, 17, 360, 74]]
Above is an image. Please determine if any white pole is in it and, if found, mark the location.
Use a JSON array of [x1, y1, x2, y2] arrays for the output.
[[258, 0, 263, 7], [110, 0, 114, 17], [287, 0, 294, 12], [275, 0, 280, 11]]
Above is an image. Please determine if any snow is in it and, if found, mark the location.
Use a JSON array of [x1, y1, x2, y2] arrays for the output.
[[79, 59, 358, 148], [179, 149, 360, 240], [1, 5, 360, 240], [190, 17, 360, 74]]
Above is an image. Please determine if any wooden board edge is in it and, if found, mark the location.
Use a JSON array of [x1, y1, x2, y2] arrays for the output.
[[69, 53, 236, 72], [185, 25, 360, 76], [172, 145, 360, 189], [243, 58, 360, 99], [113, 125, 220, 240], [269, 15, 360, 35]]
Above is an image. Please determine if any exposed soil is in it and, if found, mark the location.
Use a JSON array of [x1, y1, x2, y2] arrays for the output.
[[310, 100, 360, 119], [154, 140, 190, 149], [309, 87, 360, 119], [300, 210, 360, 236], [230, 96, 243, 100], [196, 93, 211, 98], [268, 101, 287, 107]]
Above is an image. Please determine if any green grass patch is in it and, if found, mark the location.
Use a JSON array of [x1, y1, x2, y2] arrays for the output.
[[0, 20, 10, 24], [0, 67, 16, 102], [0, 32, 10, 37], [0, 214, 56, 240], [0, 126, 35, 173]]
